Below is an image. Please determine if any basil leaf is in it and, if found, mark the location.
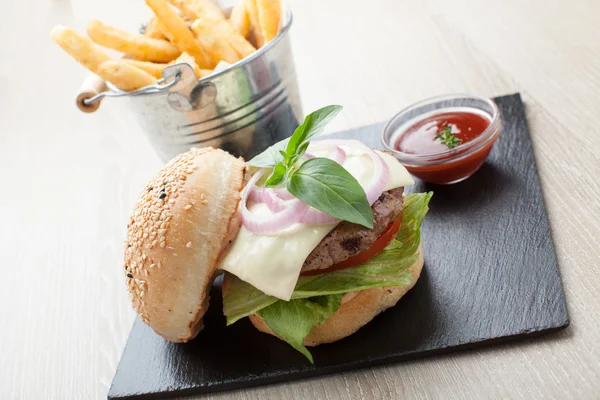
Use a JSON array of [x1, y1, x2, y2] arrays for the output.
[[265, 163, 288, 187], [287, 158, 373, 228], [247, 105, 341, 171], [258, 294, 343, 363], [285, 105, 342, 160], [247, 138, 289, 168]]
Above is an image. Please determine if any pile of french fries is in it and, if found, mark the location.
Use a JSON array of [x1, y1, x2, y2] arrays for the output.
[[51, 0, 281, 92]]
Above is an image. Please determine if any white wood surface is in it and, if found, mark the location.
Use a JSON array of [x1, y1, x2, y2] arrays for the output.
[[1, 0, 599, 398]]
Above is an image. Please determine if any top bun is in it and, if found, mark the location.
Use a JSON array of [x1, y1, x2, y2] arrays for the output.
[[124, 147, 245, 342]]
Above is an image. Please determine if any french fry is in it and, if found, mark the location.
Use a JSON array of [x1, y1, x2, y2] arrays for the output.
[[97, 60, 158, 91], [87, 19, 180, 62], [146, 0, 212, 68], [51, 25, 112, 73], [245, 0, 264, 47], [198, 69, 213, 78], [191, 20, 240, 64], [168, 0, 255, 58], [171, 52, 202, 78], [121, 59, 168, 78], [144, 17, 163, 39], [168, 0, 225, 21], [229, 1, 250, 38], [227, 34, 256, 58], [206, 17, 256, 57], [256, 0, 280, 43], [144, 17, 170, 40]]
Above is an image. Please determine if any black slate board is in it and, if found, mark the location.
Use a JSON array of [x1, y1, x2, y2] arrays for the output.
[[108, 93, 569, 399]]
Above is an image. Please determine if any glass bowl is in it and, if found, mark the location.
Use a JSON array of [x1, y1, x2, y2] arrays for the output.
[[381, 94, 501, 184]]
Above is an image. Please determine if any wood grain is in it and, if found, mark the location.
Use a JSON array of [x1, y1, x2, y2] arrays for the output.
[[1, 0, 598, 399]]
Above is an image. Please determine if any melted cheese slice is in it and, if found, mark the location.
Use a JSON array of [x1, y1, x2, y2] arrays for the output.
[[217, 143, 414, 300]]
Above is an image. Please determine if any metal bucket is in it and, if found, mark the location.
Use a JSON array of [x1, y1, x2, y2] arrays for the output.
[[88, 6, 301, 162]]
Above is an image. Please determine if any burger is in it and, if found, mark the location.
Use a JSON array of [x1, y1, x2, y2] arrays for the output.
[[123, 106, 432, 362]]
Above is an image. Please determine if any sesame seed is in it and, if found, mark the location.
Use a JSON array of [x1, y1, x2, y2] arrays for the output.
[[186, 242, 192, 248], [123, 147, 213, 318]]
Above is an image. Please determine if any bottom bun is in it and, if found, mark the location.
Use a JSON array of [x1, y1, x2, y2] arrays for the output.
[[249, 243, 423, 347]]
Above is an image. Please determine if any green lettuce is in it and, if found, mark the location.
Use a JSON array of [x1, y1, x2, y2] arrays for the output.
[[222, 192, 432, 360], [258, 294, 343, 362]]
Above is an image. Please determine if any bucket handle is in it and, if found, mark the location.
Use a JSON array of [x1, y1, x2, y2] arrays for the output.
[[75, 69, 183, 113]]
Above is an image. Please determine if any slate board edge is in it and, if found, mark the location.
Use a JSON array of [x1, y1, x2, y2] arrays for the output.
[[107, 321, 568, 400], [510, 93, 571, 325]]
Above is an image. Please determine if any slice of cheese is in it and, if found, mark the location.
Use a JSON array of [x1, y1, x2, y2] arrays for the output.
[[217, 143, 414, 300]]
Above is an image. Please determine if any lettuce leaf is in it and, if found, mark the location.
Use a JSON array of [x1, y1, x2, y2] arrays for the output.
[[257, 294, 344, 362], [223, 192, 433, 325]]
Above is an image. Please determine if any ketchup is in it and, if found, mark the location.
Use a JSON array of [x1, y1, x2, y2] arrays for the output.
[[392, 109, 499, 184], [396, 112, 490, 155]]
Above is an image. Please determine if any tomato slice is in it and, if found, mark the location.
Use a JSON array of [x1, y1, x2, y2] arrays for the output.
[[301, 213, 403, 277]]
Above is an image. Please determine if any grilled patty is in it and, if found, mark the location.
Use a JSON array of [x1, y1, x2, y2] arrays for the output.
[[301, 187, 404, 273]]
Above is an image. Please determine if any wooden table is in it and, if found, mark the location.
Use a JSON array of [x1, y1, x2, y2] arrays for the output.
[[1, 0, 598, 398]]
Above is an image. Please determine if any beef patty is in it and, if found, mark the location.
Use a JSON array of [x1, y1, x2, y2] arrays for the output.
[[302, 187, 404, 273]]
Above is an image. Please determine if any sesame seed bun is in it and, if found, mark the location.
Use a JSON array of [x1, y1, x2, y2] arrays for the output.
[[124, 147, 245, 343], [247, 243, 423, 346]]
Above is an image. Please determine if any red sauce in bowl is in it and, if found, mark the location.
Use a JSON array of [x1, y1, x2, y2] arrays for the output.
[[387, 106, 501, 185], [395, 111, 490, 155]]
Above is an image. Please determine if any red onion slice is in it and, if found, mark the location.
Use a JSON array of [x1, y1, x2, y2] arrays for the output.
[[299, 140, 389, 223], [250, 187, 289, 212], [300, 208, 339, 224], [313, 139, 389, 205], [329, 145, 346, 165], [362, 146, 389, 205], [240, 170, 309, 234], [272, 187, 295, 200], [243, 140, 389, 231], [251, 186, 295, 202]]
